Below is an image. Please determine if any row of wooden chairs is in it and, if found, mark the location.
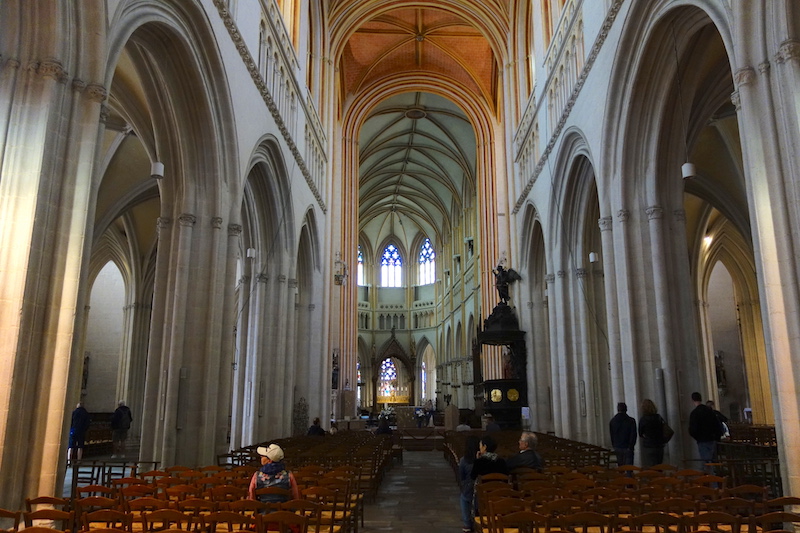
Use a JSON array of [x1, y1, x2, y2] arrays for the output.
[[481, 507, 800, 533], [1, 509, 309, 533]]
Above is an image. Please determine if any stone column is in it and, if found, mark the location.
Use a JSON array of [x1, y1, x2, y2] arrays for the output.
[[598, 216, 624, 402], [0, 50, 107, 507]]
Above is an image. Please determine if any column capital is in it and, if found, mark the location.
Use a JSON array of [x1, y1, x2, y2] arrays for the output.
[[178, 213, 197, 226], [731, 90, 741, 111], [256, 274, 269, 284], [734, 66, 756, 87], [576, 268, 588, 279], [617, 209, 630, 223], [228, 223, 243, 236], [646, 205, 663, 220], [157, 217, 171, 230], [673, 209, 686, 222], [85, 83, 108, 103], [557, 270, 567, 278], [37, 58, 68, 83], [211, 217, 223, 229], [545, 273, 555, 284], [598, 216, 613, 232], [776, 39, 800, 65]]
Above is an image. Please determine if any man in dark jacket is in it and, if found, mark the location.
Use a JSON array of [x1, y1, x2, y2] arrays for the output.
[[689, 392, 724, 470], [69, 402, 91, 463], [111, 401, 133, 458], [505, 431, 544, 472], [609, 402, 637, 466]]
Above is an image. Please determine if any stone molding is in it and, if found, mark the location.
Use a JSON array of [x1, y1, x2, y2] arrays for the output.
[[731, 90, 741, 111], [617, 209, 630, 223], [557, 270, 567, 278], [157, 217, 172, 230], [576, 268, 588, 278], [288, 279, 298, 288], [256, 274, 269, 283], [545, 274, 555, 284], [513, 0, 625, 214], [598, 216, 613, 231], [278, 274, 287, 283], [228, 223, 243, 236], [211, 217, 224, 229]]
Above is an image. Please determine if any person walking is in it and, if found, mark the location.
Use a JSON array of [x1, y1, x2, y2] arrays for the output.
[[69, 402, 91, 464], [689, 392, 724, 470], [111, 401, 133, 458], [610, 402, 637, 467], [638, 399, 665, 468]]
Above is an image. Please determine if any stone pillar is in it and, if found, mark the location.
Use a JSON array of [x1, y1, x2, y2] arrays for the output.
[[598, 216, 624, 402], [732, 38, 800, 495], [0, 53, 106, 507]]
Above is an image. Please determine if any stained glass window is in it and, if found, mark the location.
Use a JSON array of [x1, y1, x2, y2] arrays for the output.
[[357, 246, 364, 286], [380, 244, 402, 287], [418, 238, 436, 285], [421, 361, 427, 400], [380, 358, 397, 397]]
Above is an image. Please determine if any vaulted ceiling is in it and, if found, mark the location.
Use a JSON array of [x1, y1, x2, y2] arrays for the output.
[[339, 5, 498, 254]]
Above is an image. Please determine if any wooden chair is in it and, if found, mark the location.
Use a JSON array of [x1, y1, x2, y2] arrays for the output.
[[81, 509, 132, 532], [25, 497, 70, 513], [763, 497, 800, 514], [705, 497, 755, 518], [125, 497, 170, 529], [539, 498, 587, 517], [256, 511, 309, 533], [302, 486, 349, 533], [117, 485, 157, 502], [691, 476, 726, 490], [554, 511, 614, 533], [281, 500, 327, 533], [648, 497, 699, 517], [683, 511, 741, 533], [15, 528, 65, 533], [223, 500, 267, 517], [0, 510, 20, 533], [74, 496, 118, 527], [23, 510, 73, 532], [682, 485, 721, 509], [724, 484, 768, 503], [594, 498, 642, 520], [176, 499, 218, 523], [163, 484, 203, 503], [141, 509, 195, 532], [208, 485, 248, 502], [199, 466, 225, 473], [205, 511, 255, 533], [490, 510, 548, 533], [628, 511, 684, 533], [751, 512, 800, 533], [487, 498, 530, 533]]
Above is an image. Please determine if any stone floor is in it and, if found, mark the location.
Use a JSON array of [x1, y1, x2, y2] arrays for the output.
[[361, 450, 464, 532]]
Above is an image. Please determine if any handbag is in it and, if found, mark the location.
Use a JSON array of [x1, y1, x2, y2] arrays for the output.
[[661, 417, 675, 443]]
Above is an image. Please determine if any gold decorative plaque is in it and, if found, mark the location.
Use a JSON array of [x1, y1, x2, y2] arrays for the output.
[[507, 388, 519, 402], [490, 389, 502, 402]]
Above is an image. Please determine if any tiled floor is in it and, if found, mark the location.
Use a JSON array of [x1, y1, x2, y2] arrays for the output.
[[361, 450, 465, 532]]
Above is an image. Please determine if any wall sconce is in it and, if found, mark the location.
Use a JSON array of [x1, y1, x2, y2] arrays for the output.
[[246, 248, 256, 259], [703, 235, 713, 247], [334, 251, 349, 285], [589, 252, 599, 263], [681, 162, 696, 179]]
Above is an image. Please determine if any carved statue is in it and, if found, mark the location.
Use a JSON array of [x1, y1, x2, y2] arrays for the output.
[[493, 265, 522, 304]]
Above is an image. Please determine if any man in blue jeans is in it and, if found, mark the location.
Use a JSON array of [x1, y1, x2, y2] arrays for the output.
[[688, 392, 724, 471]]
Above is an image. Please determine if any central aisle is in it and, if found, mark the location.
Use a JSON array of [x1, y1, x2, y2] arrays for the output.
[[361, 450, 464, 532]]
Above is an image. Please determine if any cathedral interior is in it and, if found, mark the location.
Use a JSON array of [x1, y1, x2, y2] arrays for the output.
[[1, 0, 800, 509]]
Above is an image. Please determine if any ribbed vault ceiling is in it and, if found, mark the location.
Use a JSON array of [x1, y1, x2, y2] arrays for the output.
[[358, 92, 476, 248]]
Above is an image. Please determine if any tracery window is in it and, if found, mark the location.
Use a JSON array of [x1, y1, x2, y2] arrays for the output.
[[418, 238, 436, 285], [357, 246, 365, 286], [379, 358, 398, 397], [380, 244, 402, 287], [421, 361, 427, 400], [356, 359, 362, 406]]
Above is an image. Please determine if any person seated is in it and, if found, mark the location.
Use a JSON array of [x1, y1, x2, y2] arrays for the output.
[[329, 422, 338, 435], [505, 431, 544, 472], [307, 417, 326, 436], [470, 434, 508, 479], [248, 444, 300, 504], [375, 418, 393, 435], [456, 414, 472, 432], [484, 414, 501, 432]]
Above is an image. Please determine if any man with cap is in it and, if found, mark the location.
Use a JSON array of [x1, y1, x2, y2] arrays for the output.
[[248, 443, 300, 505]]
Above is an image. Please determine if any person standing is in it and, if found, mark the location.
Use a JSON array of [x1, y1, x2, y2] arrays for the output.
[[458, 436, 480, 533], [638, 399, 665, 468], [689, 392, 724, 469], [505, 431, 544, 472], [610, 402, 637, 467], [69, 402, 91, 464], [111, 401, 133, 458]]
